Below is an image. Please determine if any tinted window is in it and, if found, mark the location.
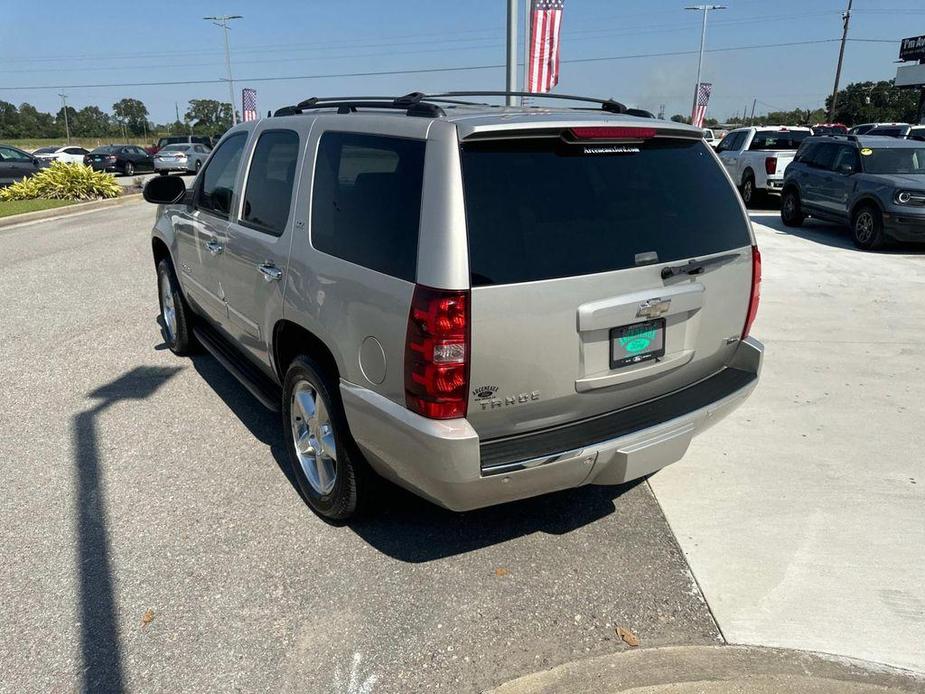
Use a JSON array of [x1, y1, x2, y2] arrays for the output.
[[0, 147, 31, 162], [808, 143, 838, 170], [34, 146, 59, 154], [198, 132, 247, 217], [861, 146, 925, 174], [162, 144, 191, 152], [311, 132, 425, 282], [65, 147, 87, 154], [909, 127, 925, 141], [794, 142, 816, 164], [749, 130, 810, 150], [241, 130, 300, 235], [461, 138, 751, 287], [833, 145, 860, 172], [869, 127, 904, 138]]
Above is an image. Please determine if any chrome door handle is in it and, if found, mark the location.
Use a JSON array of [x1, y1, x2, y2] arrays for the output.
[[205, 240, 223, 256], [258, 263, 283, 282]]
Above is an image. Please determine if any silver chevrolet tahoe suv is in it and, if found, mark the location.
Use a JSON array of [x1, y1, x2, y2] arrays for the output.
[[143, 92, 764, 521]]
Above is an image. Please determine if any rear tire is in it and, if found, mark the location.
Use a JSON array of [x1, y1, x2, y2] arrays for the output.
[[124, 161, 134, 177], [156, 258, 195, 355], [741, 173, 760, 208], [852, 205, 884, 251], [781, 189, 805, 227], [282, 355, 371, 521]]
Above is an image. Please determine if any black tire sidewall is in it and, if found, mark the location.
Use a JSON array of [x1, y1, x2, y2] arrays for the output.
[[282, 356, 366, 521], [781, 190, 804, 226], [156, 258, 193, 354], [125, 162, 134, 176], [742, 175, 756, 207], [852, 206, 884, 250]]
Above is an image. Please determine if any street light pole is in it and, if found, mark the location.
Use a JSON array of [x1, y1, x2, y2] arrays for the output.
[[686, 5, 725, 122], [58, 92, 70, 144], [204, 15, 243, 126]]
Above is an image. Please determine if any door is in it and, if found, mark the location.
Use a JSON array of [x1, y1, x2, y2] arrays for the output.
[[801, 143, 838, 213], [459, 133, 756, 439], [0, 146, 36, 185], [173, 131, 249, 330], [819, 145, 860, 217], [222, 128, 303, 370], [717, 131, 743, 176]]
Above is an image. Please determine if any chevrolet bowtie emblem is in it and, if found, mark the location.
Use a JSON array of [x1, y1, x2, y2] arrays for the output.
[[637, 298, 671, 319]]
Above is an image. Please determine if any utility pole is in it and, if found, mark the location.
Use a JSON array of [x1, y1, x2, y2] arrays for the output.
[[750, 98, 756, 125], [828, 0, 853, 122], [686, 5, 726, 122], [58, 92, 70, 144], [506, 0, 517, 106], [204, 15, 242, 125]]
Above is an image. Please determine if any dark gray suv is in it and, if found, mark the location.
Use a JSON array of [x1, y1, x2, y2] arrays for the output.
[[781, 135, 925, 250]]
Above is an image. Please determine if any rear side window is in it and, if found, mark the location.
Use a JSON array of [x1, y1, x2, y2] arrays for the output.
[[198, 132, 247, 217], [870, 127, 904, 138], [311, 132, 425, 282], [808, 143, 838, 170], [241, 129, 300, 235], [749, 130, 809, 150], [461, 138, 751, 287]]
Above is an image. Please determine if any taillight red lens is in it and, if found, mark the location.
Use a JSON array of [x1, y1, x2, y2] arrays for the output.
[[742, 246, 761, 339], [765, 156, 778, 175], [405, 285, 470, 419], [569, 126, 656, 140]]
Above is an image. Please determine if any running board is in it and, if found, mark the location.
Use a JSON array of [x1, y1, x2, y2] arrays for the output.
[[193, 323, 282, 412]]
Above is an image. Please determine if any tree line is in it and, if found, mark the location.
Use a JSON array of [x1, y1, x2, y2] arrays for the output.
[[0, 97, 237, 140], [670, 80, 919, 128]]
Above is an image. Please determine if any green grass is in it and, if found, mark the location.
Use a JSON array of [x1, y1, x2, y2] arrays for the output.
[[0, 198, 77, 218]]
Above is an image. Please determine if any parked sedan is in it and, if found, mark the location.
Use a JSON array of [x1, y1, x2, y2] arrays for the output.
[[84, 145, 154, 176], [153, 143, 210, 175], [32, 145, 90, 165], [865, 124, 925, 141], [0, 144, 42, 186]]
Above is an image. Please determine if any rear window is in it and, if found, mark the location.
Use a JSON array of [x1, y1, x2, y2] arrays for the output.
[[461, 137, 750, 287], [869, 128, 904, 138], [311, 132, 425, 282], [749, 130, 810, 150]]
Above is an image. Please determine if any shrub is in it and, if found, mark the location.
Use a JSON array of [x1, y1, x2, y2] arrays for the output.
[[0, 161, 121, 201]]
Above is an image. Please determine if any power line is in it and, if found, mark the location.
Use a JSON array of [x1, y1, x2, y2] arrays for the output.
[[0, 38, 843, 93]]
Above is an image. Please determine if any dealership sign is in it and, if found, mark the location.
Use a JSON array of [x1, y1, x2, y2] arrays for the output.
[[899, 35, 925, 62]]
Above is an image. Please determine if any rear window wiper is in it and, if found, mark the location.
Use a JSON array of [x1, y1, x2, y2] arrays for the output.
[[660, 251, 741, 280]]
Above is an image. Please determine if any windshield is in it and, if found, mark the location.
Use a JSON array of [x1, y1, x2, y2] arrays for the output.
[[749, 130, 810, 150], [461, 137, 751, 286], [161, 144, 190, 152], [861, 146, 925, 175]]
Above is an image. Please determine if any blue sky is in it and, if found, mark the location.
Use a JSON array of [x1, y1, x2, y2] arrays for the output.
[[0, 0, 921, 123]]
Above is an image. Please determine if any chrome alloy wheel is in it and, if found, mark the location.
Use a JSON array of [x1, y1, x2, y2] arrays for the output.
[[855, 210, 875, 244], [159, 274, 177, 343], [290, 381, 337, 495]]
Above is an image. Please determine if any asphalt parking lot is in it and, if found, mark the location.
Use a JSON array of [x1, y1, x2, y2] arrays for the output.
[[0, 200, 922, 692]]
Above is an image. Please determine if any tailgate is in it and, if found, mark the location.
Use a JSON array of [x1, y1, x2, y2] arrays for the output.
[[460, 130, 755, 440]]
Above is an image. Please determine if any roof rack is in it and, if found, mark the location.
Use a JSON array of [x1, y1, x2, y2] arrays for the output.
[[273, 90, 628, 119]]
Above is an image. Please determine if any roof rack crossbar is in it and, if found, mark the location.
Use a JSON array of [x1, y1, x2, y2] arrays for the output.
[[427, 91, 628, 114], [274, 96, 444, 118]]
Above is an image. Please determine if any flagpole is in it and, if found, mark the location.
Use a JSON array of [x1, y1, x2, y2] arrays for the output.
[[506, 0, 518, 106], [522, 0, 531, 104]]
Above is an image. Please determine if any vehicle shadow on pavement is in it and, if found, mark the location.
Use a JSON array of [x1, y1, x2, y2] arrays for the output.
[[74, 365, 182, 694], [349, 479, 643, 563], [186, 349, 644, 562], [751, 212, 924, 254]]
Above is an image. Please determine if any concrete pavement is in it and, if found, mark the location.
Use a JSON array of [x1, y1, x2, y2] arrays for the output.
[[0, 202, 717, 692], [649, 212, 925, 672]]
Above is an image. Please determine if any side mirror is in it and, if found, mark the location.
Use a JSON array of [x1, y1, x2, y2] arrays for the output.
[[838, 163, 856, 175], [143, 175, 187, 204]]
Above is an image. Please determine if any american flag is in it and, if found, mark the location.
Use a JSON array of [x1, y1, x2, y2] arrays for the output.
[[242, 88, 258, 122], [526, 0, 565, 94], [691, 82, 712, 128]]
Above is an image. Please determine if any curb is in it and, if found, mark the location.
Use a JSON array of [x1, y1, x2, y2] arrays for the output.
[[0, 193, 144, 230], [486, 645, 925, 694]]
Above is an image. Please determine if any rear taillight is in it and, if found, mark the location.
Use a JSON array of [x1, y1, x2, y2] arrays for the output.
[[105, 155, 117, 162], [765, 156, 778, 175], [404, 285, 470, 420], [569, 126, 656, 140], [742, 246, 761, 339]]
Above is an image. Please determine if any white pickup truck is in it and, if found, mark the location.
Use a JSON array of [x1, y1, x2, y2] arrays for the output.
[[715, 126, 813, 206]]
